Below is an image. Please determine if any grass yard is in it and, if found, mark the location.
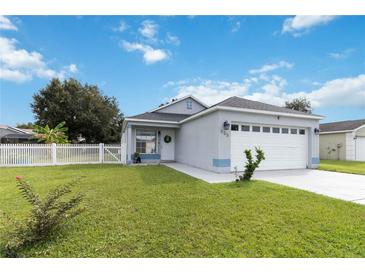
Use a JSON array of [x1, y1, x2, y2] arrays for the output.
[[320, 160, 365, 175], [0, 164, 364, 258]]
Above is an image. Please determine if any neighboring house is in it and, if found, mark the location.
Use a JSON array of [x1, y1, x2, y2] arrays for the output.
[[0, 124, 35, 143], [320, 119, 365, 161], [122, 95, 323, 173]]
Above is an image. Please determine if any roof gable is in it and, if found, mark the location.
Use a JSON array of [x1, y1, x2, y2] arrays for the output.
[[151, 95, 208, 114]]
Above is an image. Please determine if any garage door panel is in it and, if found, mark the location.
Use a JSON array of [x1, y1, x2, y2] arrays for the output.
[[231, 129, 308, 171]]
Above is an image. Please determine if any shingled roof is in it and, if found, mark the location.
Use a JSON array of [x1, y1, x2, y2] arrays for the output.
[[214, 96, 318, 116], [127, 112, 191, 122], [320, 119, 365, 133], [126, 95, 322, 123]]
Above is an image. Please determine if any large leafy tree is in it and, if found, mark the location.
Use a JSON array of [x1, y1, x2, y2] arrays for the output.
[[285, 97, 312, 113], [31, 78, 124, 143]]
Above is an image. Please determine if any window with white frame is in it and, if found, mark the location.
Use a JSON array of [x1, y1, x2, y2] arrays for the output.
[[272, 127, 280, 133], [263, 126, 270, 133], [252, 126, 261, 132], [231, 124, 239, 131], [241, 125, 250, 131], [186, 100, 193, 109], [135, 129, 157, 154], [281, 128, 289, 134], [299, 129, 306, 135], [290, 128, 298, 134]]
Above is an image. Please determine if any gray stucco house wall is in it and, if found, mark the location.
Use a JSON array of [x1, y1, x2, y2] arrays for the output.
[[175, 111, 220, 172]]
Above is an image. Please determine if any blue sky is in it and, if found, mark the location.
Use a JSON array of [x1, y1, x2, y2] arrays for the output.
[[0, 15, 364, 126]]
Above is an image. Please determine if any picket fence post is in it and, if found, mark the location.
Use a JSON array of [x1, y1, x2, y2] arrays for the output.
[[99, 143, 104, 163], [52, 143, 57, 165]]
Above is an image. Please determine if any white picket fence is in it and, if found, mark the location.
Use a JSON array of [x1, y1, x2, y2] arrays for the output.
[[0, 143, 126, 167]]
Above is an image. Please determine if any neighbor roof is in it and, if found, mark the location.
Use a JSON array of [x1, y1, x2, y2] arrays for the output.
[[127, 112, 191, 122], [320, 119, 365, 133], [215, 96, 319, 116]]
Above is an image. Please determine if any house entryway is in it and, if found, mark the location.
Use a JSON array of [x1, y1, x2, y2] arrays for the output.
[[160, 129, 175, 161]]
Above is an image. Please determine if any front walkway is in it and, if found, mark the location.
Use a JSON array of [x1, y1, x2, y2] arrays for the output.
[[163, 162, 365, 205]]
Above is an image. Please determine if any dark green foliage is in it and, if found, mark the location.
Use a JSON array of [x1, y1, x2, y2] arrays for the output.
[[285, 97, 312, 113], [1, 178, 83, 257], [16, 122, 35, 129], [240, 147, 265, 181], [31, 78, 124, 143]]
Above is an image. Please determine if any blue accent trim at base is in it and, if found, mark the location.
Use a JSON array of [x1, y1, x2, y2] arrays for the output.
[[140, 154, 161, 160], [212, 159, 231, 167], [311, 157, 320, 165]]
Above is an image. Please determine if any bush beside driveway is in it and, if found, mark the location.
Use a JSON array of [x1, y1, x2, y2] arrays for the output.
[[0, 164, 364, 257]]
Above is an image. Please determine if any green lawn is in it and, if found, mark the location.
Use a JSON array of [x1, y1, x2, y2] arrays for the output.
[[0, 165, 364, 258], [320, 160, 365, 175]]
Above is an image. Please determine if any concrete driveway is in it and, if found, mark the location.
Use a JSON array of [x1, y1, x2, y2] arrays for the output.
[[254, 169, 365, 205], [163, 163, 365, 205]]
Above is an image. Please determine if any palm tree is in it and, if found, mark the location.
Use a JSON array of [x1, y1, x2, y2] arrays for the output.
[[33, 122, 69, 144]]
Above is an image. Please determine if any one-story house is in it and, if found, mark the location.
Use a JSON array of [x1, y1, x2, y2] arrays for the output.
[[0, 124, 35, 143], [122, 95, 323, 173], [319, 119, 365, 161]]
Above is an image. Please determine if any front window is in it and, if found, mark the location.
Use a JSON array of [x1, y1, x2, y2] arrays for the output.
[[136, 129, 156, 154]]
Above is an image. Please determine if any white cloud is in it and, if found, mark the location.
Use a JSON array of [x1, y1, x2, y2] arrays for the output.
[[0, 36, 77, 83], [304, 74, 365, 108], [68, 64, 78, 73], [249, 61, 293, 74], [120, 40, 169, 64], [165, 60, 365, 110], [329, 48, 355, 59], [282, 16, 337, 36], [165, 79, 251, 105], [231, 21, 241, 32], [139, 20, 158, 40], [245, 74, 365, 109], [114, 20, 129, 32], [0, 68, 31, 82], [166, 33, 180, 46], [0, 15, 17, 31]]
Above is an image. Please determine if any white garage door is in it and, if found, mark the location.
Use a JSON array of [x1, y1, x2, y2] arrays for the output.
[[355, 137, 365, 161], [230, 124, 308, 171]]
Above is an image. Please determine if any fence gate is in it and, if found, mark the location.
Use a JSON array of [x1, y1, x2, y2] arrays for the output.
[[103, 144, 124, 163]]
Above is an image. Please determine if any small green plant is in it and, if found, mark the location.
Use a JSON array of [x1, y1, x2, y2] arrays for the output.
[[1, 176, 83, 257], [33, 121, 69, 144], [239, 147, 265, 181]]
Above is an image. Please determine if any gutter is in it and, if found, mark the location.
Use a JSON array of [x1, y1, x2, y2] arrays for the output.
[[320, 130, 353, 134], [179, 106, 324, 124]]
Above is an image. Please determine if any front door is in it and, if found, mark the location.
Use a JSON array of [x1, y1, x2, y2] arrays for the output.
[[160, 129, 175, 161]]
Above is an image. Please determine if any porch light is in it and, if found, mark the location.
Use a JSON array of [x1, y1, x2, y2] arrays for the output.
[[314, 128, 320, 135], [223, 120, 230, 130]]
